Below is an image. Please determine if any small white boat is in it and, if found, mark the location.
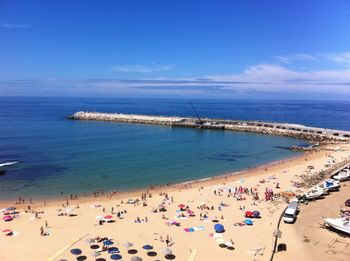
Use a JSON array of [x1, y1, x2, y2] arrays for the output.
[[333, 170, 350, 182], [0, 161, 19, 168], [312, 186, 329, 196], [320, 179, 340, 191], [304, 187, 324, 200], [324, 217, 350, 235]]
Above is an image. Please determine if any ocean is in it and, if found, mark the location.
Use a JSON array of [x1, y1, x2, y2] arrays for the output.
[[0, 97, 349, 200]]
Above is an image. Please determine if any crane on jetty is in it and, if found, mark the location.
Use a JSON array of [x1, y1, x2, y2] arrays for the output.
[[189, 102, 204, 128]]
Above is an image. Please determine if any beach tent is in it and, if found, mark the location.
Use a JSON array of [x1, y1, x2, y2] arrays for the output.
[[214, 223, 225, 233], [345, 199, 350, 207]]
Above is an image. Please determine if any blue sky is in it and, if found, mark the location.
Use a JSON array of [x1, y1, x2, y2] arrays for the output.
[[1, 0, 350, 99]]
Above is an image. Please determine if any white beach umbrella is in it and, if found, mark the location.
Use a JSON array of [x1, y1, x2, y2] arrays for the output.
[[123, 242, 133, 248], [162, 248, 172, 255]]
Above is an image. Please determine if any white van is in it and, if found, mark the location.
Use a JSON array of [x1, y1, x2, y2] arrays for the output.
[[283, 202, 299, 223]]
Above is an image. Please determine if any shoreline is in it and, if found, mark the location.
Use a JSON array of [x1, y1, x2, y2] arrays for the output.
[[0, 151, 304, 207], [1, 143, 349, 261]]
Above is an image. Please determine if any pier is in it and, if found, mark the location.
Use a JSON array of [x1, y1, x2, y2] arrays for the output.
[[68, 111, 350, 142]]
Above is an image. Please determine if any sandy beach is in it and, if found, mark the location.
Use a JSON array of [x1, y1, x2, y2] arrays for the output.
[[1, 144, 350, 261]]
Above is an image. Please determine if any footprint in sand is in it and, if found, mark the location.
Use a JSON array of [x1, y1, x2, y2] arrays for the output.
[[303, 236, 311, 243]]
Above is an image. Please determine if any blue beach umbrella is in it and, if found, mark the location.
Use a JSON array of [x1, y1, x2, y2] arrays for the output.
[[103, 240, 114, 246], [142, 245, 153, 250], [214, 223, 225, 233], [108, 247, 119, 254], [244, 219, 253, 225], [70, 248, 82, 255], [252, 211, 260, 218], [110, 254, 122, 260]]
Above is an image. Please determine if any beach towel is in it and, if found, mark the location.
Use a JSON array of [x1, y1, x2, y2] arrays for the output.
[[209, 233, 223, 238], [184, 226, 205, 232]]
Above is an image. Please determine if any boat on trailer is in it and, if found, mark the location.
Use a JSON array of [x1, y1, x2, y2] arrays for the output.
[[304, 187, 325, 200], [319, 179, 340, 192], [333, 170, 350, 182], [324, 217, 350, 235]]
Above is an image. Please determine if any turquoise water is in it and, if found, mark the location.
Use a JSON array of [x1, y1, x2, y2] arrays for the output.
[[0, 97, 326, 199]]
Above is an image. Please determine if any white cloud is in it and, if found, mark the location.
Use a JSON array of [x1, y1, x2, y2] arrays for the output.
[[273, 53, 318, 64], [0, 23, 31, 29], [322, 52, 350, 65], [111, 64, 174, 73]]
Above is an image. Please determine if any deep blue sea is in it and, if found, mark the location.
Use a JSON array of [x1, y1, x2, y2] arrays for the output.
[[0, 97, 349, 200]]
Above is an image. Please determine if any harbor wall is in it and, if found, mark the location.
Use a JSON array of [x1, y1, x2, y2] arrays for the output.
[[68, 111, 350, 143]]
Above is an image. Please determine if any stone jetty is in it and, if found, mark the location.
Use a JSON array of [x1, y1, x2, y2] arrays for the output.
[[68, 111, 350, 143]]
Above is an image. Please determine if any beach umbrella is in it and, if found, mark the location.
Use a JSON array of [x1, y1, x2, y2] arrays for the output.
[[178, 204, 185, 209], [216, 239, 225, 245], [76, 256, 87, 261], [123, 242, 133, 248], [95, 259, 106, 261], [245, 211, 253, 217], [142, 245, 153, 250], [252, 211, 260, 218], [70, 248, 82, 255], [131, 256, 142, 261], [147, 251, 157, 257], [104, 215, 113, 220], [85, 238, 95, 244], [6, 207, 16, 211], [165, 254, 176, 260], [162, 248, 172, 255], [2, 216, 13, 221], [103, 240, 114, 246], [57, 259, 68, 261], [345, 199, 350, 207], [214, 223, 225, 233], [90, 244, 100, 250], [2, 229, 12, 236], [244, 219, 253, 225], [128, 249, 138, 254], [108, 247, 119, 254], [110, 254, 122, 260]]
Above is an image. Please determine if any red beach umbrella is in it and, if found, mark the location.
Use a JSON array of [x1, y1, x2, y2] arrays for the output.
[[104, 215, 113, 219], [2, 229, 12, 235], [178, 204, 185, 209], [2, 216, 13, 221], [245, 211, 253, 218]]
